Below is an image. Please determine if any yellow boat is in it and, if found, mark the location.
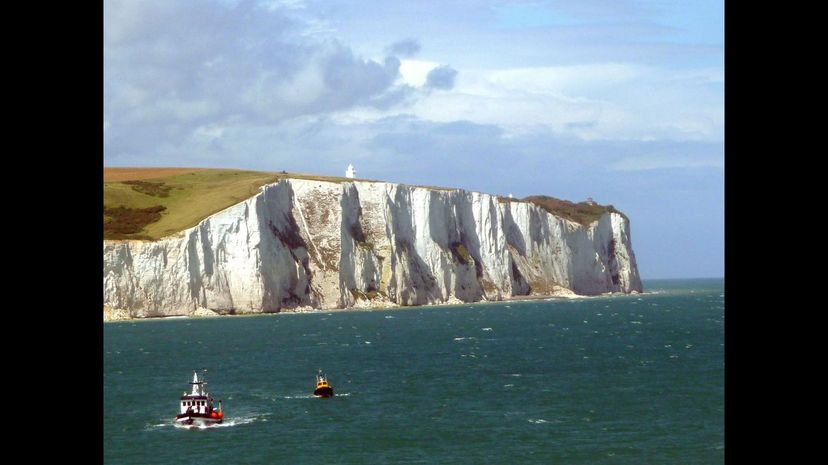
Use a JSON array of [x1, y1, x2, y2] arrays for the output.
[[313, 369, 334, 397]]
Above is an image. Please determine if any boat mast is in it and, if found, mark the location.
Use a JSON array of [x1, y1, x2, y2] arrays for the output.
[[190, 370, 205, 396]]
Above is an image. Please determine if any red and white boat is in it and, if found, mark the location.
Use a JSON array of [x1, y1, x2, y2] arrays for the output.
[[174, 371, 224, 427]]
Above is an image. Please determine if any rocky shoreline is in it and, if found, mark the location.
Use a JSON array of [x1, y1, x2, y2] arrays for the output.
[[102, 286, 644, 321]]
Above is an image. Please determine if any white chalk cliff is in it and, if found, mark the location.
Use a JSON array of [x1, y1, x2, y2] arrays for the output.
[[103, 179, 642, 318]]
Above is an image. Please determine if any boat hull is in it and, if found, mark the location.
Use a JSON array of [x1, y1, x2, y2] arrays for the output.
[[174, 414, 223, 427], [314, 386, 334, 397]]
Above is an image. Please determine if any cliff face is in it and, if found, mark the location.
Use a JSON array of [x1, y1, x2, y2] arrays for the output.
[[103, 179, 642, 318]]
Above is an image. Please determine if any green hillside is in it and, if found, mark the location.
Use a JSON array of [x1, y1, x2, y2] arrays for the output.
[[103, 168, 357, 240]]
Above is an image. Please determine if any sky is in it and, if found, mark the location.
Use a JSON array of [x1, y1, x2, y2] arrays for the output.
[[103, 0, 724, 279]]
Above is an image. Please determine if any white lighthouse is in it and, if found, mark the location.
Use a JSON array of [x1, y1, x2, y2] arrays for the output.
[[345, 164, 356, 179]]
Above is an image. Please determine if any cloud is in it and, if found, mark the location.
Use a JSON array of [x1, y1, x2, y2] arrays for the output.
[[260, 0, 308, 11], [388, 63, 723, 143], [388, 38, 421, 57], [425, 65, 458, 90], [608, 153, 723, 171], [104, 0, 410, 161], [398, 59, 440, 86]]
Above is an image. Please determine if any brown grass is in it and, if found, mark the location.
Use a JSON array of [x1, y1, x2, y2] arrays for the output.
[[104, 167, 208, 182], [103, 205, 167, 238], [523, 195, 627, 226], [123, 180, 174, 197]]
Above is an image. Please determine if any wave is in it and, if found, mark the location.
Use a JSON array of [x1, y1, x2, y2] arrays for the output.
[[527, 418, 562, 424]]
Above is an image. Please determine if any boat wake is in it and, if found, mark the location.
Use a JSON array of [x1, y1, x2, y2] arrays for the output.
[[527, 418, 562, 425], [172, 413, 264, 430], [145, 421, 170, 430], [282, 392, 351, 399], [281, 394, 315, 399], [145, 413, 267, 431]]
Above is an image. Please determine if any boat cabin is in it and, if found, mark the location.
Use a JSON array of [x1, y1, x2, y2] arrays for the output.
[[180, 371, 215, 415]]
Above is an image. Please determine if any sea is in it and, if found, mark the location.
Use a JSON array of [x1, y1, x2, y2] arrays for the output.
[[104, 278, 724, 464]]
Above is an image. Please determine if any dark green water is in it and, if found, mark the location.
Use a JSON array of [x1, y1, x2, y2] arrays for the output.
[[104, 278, 724, 464]]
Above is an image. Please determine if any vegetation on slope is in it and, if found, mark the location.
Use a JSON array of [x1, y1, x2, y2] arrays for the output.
[[104, 168, 286, 240], [520, 195, 627, 226], [104, 205, 167, 239]]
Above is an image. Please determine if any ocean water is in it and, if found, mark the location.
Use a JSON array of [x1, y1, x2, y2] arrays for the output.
[[104, 278, 724, 464]]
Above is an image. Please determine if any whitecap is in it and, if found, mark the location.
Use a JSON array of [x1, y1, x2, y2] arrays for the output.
[[481, 327, 493, 331]]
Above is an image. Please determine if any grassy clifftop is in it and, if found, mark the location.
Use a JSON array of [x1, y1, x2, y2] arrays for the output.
[[104, 168, 279, 240], [103, 168, 363, 240], [103, 167, 626, 240]]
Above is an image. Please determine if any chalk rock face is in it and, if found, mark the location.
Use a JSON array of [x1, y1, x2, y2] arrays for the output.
[[103, 179, 642, 318]]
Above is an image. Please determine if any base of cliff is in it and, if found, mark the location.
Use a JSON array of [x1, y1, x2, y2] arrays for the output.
[[104, 305, 132, 322]]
